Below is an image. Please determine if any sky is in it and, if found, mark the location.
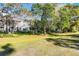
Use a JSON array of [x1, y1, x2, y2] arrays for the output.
[[0, 3, 33, 11], [21, 3, 33, 10]]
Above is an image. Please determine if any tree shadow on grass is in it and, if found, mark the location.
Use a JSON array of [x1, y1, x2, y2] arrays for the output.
[[46, 38, 79, 50], [0, 43, 15, 56], [70, 35, 79, 38], [49, 33, 79, 38]]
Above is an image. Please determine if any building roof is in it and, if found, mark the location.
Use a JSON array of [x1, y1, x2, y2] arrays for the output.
[[11, 14, 34, 21], [0, 12, 10, 16]]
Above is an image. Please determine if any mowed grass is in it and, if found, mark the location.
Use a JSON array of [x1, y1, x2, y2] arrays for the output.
[[0, 33, 79, 56]]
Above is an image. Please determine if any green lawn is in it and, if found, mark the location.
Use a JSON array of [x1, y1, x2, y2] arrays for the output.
[[0, 33, 79, 56]]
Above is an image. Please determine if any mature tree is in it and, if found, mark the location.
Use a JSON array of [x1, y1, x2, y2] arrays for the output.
[[31, 3, 55, 34], [59, 7, 71, 32], [1, 3, 22, 33], [58, 4, 78, 32]]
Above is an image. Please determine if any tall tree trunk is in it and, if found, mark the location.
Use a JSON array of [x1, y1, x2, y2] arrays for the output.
[[43, 26, 46, 34]]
